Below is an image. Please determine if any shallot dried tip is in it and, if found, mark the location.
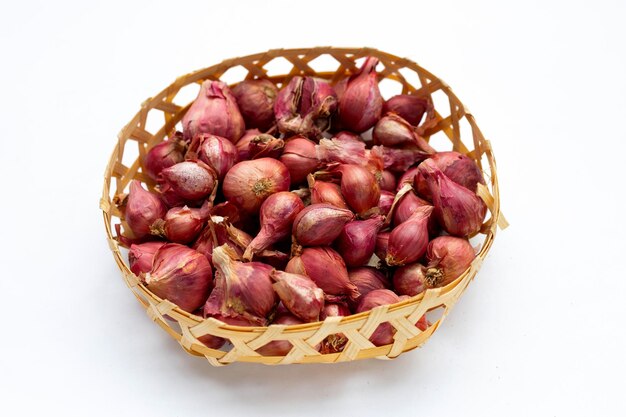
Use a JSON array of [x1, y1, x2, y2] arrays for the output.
[[316, 137, 368, 166]]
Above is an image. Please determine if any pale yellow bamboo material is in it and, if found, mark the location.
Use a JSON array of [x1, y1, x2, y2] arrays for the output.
[[101, 47, 505, 366]]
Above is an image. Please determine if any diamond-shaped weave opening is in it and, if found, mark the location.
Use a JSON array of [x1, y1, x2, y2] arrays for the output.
[[426, 305, 445, 325], [144, 108, 165, 136], [427, 130, 454, 152], [307, 54, 342, 74], [397, 67, 423, 92], [431, 88, 452, 121], [378, 77, 403, 100], [264, 56, 294, 77], [173, 82, 200, 108], [120, 139, 140, 173], [220, 65, 250, 86]]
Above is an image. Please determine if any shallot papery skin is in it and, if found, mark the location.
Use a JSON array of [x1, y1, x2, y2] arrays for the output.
[[286, 247, 359, 300], [211, 216, 253, 259], [232, 79, 278, 131], [396, 167, 419, 192], [415, 151, 486, 199], [382, 95, 430, 126], [182, 80, 245, 143], [256, 314, 309, 356], [210, 201, 245, 227], [192, 225, 214, 265], [143, 244, 213, 313], [425, 236, 475, 287], [309, 177, 349, 209], [274, 76, 337, 139], [374, 232, 390, 261], [236, 129, 261, 161], [372, 113, 424, 149], [316, 136, 368, 166], [223, 158, 291, 213], [386, 205, 433, 266], [154, 205, 209, 244], [356, 289, 401, 346], [248, 134, 285, 159], [203, 245, 277, 325], [372, 145, 431, 172], [271, 270, 324, 322], [336, 216, 384, 267], [384, 113, 435, 153], [144, 139, 186, 181], [319, 302, 351, 353], [393, 191, 432, 225], [158, 160, 216, 206], [333, 131, 362, 142], [379, 170, 397, 192], [336, 164, 381, 216], [348, 267, 390, 306], [393, 263, 428, 296], [244, 191, 304, 260], [366, 147, 385, 173], [337, 56, 383, 133], [418, 159, 487, 237], [320, 302, 351, 320], [197, 134, 238, 180], [128, 241, 165, 275], [279, 136, 320, 184], [377, 190, 395, 216], [125, 180, 167, 239], [292, 203, 354, 246]]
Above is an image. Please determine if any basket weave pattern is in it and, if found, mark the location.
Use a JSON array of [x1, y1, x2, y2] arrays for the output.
[[100, 47, 504, 366]]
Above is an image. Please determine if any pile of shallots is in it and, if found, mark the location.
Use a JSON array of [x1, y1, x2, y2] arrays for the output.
[[117, 57, 487, 355]]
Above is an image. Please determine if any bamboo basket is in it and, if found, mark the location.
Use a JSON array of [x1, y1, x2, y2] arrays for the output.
[[100, 47, 506, 366]]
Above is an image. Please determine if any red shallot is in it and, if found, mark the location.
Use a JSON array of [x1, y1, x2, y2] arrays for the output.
[[223, 158, 290, 213]]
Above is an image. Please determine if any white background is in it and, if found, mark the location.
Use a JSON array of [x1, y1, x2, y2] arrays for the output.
[[1, 1, 625, 416]]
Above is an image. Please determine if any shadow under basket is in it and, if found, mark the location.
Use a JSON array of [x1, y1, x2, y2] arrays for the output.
[[100, 47, 507, 366]]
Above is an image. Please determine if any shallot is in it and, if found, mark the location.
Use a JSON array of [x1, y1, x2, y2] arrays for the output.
[[386, 206, 433, 266], [271, 270, 324, 322], [274, 76, 337, 138], [158, 160, 217, 206], [144, 138, 186, 180], [292, 204, 354, 246], [182, 80, 245, 143], [382, 94, 430, 126], [286, 247, 359, 300], [335, 216, 384, 266], [203, 245, 277, 325], [232, 79, 277, 131], [425, 236, 475, 287], [243, 192, 304, 260], [128, 241, 165, 275], [279, 136, 320, 184], [223, 158, 290, 213], [143, 243, 213, 313], [125, 180, 167, 239], [336, 57, 383, 132], [418, 159, 486, 237]]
